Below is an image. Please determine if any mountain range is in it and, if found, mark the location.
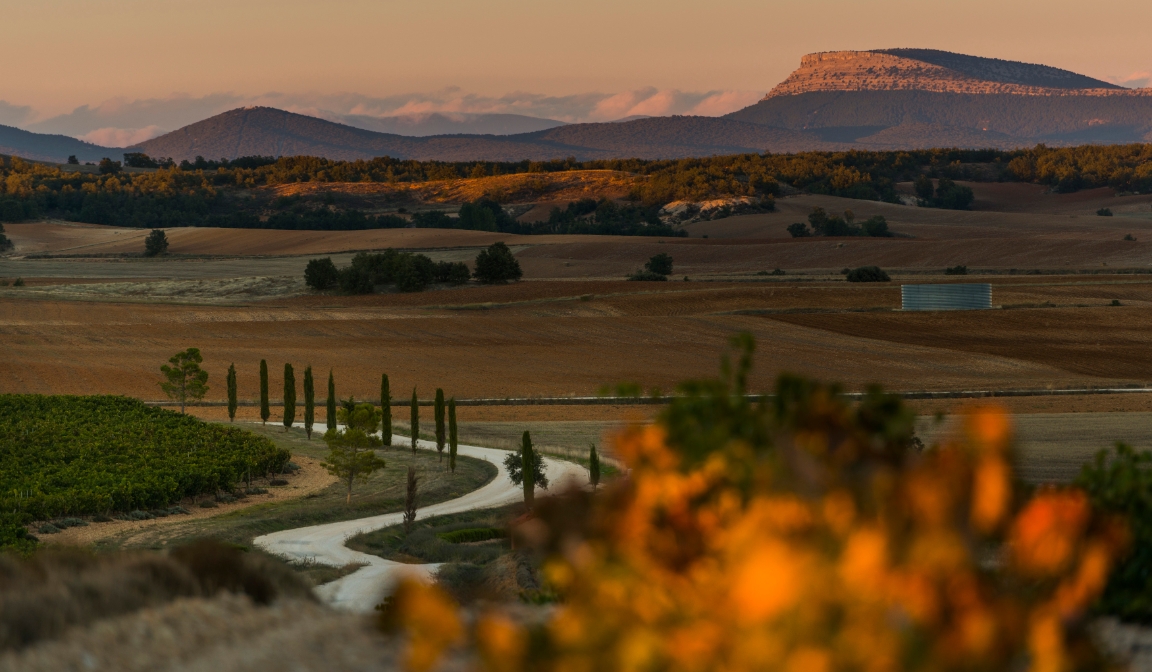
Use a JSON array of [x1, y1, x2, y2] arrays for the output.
[[5, 49, 1151, 164]]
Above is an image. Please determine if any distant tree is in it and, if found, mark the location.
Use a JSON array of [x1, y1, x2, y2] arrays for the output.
[[933, 178, 975, 210], [434, 261, 471, 285], [327, 370, 337, 431], [304, 257, 339, 290], [303, 365, 315, 439], [434, 388, 446, 462], [226, 363, 237, 422], [1097, 207, 1114, 217], [381, 373, 392, 446], [503, 431, 549, 508], [122, 152, 159, 169], [410, 387, 419, 453], [645, 253, 673, 276], [66, 155, 79, 165], [97, 158, 122, 175], [448, 398, 458, 474], [845, 266, 891, 283], [259, 360, 270, 424], [321, 402, 386, 504], [143, 229, 169, 257], [283, 363, 296, 431], [787, 222, 812, 237], [160, 348, 209, 414], [589, 443, 601, 489], [914, 175, 935, 201], [472, 242, 522, 283], [861, 215, 891, 237], [403, 465, 419, 534]]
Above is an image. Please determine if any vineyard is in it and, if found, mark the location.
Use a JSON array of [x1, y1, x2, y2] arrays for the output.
[[0, 395, 289, 529]]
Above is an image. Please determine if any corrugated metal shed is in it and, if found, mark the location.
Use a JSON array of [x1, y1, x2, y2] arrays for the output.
[[901, 284, 992, 311]]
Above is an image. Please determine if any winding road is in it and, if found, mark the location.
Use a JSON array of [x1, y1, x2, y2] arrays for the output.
[[254, 437, 588, 613]]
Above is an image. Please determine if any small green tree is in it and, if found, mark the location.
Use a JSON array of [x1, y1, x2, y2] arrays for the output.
[[410, 387, 419, 453], [283, 363, 296, 431], [473, 242, 523, 283], [504, 431, 549, 508], [448, 398, 458, 474], [144, 229, 169, 257], [160, 348, 209, 414], [226, 363, 237, 422], [259, 360, 270, 424], [434, 388, 446, 462], [589, 443, 601, 489], [327, 370, 337, 431], [645, 253, 673, 276], [321, 402, 386, 504], [403, 465, 419, 534], [303, 365, 315, 439], [381, 374, 392, 447]]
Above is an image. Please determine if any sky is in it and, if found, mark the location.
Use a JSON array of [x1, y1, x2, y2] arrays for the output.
[[3, 0, 1151, 145]]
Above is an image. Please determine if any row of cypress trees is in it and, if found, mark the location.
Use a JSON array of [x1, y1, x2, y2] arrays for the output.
[[224, 363, 460, 471]]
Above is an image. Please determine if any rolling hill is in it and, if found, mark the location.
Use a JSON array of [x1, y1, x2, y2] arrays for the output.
[[0, 124, 115, 163]]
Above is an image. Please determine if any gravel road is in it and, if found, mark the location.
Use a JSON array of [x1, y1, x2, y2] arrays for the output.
[[255, 437, 587, 613]]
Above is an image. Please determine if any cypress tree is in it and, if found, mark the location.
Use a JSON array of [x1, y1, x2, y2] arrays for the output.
[[259, 359, 270, 425], [226, 363, 237, 422], [521, 431, 535, 509], [448, 398, 458, 474], [327, 370, 337, 431], [303, 365, 315, 439], [283, 363, 296, 430], [589, 443, 601, 489], [381, 374, 392, 447], [434, 388, 446, 462], [410, 387, 419, 453]]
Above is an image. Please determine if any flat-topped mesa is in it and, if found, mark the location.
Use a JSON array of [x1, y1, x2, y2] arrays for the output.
[[765, 49, 1143, 99]]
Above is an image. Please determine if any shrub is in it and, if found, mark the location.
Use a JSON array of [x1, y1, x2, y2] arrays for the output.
[[783, 222, 811, 237], [626, 270, 668, 281], [37, 523, 61, 535], [304, 257, 339, 290], [845, 265, 891, 282], [143, 229, 168, 257], [199, 500, 218, 508], [388, 338, 1128, 672], [473, 242, 523, 283], [861, 215, 892, 237], [1124, 233, 1136, 241], [434, 261, 471, 285], [644, 253, 673, 276], [945, 265, 968, 275], [1097, 207, 1113, 217], [437, 527, 506, 544]]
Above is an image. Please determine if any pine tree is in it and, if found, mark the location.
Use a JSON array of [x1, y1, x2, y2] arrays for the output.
[[327, 370, 337, 431], [410, 387, 419, 453], [226, 363, 237, 422], [448, 398, 458, 474], [381, 374, 392, 447], [283, 363, 296, 430], [589, 443, 601, 489], [259, 359, 270, 424], [434, 388, 446, 462], [521, 431, 535, 509], [303, 365, 315, 439]]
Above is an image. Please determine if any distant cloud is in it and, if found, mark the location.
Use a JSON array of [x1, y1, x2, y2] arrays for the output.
[[0, 101, 34, 127], [1106, 71, 1152, 89], [15, 87, 765, 140], [80, 125, 165, 148]]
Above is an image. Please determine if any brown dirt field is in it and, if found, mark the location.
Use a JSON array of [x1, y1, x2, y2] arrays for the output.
[[41, 455, 336, 547], [767, 305, 1152, 380]]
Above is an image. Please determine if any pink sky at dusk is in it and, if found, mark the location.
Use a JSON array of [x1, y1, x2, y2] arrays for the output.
[[2, 0, 1150, 139]]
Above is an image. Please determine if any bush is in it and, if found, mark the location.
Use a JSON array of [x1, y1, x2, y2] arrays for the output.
[[861, 215, 892, 237], [627, 270, 668, 281], [304, 257, 339, 290], [1097, 207, 1113, 216], [644, 253, 673, 276], [845, 265, 891, 282], [473, 242, 522, 283], [199, 500, 218, 508], [143, 229, 168, 257], [434, 261, 471, 285], [437, 527, 506, 544], [97, 158, 121, 175], [1124, 234, 1136, 241], [945, 265, 968, 275], [786, 222, 811, 237]]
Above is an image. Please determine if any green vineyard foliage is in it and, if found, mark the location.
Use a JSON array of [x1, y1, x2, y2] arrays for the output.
[[0, 395, 289, 534]]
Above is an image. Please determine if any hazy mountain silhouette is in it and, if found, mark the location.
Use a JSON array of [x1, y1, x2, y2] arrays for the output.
[[0, 124, 115, 163]]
